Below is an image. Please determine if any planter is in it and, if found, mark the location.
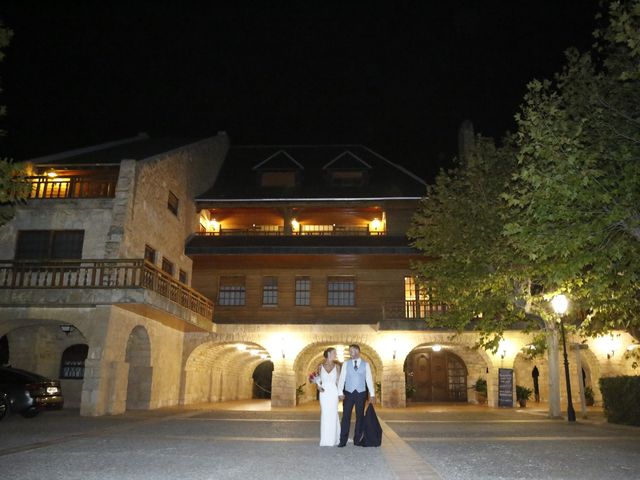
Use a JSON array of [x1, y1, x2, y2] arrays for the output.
[[518, 399, 527, 408], [476, 392, 487, 404]]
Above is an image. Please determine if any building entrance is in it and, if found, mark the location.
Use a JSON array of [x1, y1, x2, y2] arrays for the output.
[[404, 347, 467, 402]]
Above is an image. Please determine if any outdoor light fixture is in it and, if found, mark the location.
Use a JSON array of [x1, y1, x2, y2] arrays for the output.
[[46, 168, 58, 178], [291, 219, 299, 232], [431, 344, 442, 352], [392, 338, 398, 360], [280, 337, 286, 359], [249, 349, 259, 356], [59, 324, 74, 335], [551, 294, 576, 422], [236, 344, 247, 352]]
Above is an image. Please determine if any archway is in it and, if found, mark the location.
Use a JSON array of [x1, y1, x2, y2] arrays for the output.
[[125, 326, 152, 410], [404, 346, 468, 402], [182, 341, 271, 405], [252, 360, 274, 399], [293, 342, 383, 405]]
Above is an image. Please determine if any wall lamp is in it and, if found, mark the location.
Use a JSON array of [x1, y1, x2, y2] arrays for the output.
[[392, 338, 397, 360], [60, 325, 75, 335], [280, 337, 286, 359]]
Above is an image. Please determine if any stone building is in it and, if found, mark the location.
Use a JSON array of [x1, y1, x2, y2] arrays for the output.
[[0, 135, 636, 415]]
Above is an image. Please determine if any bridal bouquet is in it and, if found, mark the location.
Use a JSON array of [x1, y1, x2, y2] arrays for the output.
[[308, 371, 320, 385]]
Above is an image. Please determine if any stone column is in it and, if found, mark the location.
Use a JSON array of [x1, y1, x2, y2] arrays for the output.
[[487, 366, 498, 407], [271, 362, 296, 407], [80, 359, 129, 416], [546, 327, 562, 418], [381, 362, 405, 408]]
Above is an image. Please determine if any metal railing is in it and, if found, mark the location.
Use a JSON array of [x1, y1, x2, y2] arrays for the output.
[[383, 300, 446, 320], [0, 258, 213, 320], [26, 174, 119, 199]]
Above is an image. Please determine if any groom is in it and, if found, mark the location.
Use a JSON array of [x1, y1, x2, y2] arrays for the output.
[[337, 344, 375, 447]]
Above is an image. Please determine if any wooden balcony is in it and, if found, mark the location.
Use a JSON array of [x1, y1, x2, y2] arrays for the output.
[[380, 300, 447, 330], [197, 226, 385, 237], [0, 259, 213, 322], [26, 173, 118, 199]]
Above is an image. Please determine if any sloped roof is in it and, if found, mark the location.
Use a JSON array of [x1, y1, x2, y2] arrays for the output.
[[197, 145, 427, 201], [28, 134, 203, 165]]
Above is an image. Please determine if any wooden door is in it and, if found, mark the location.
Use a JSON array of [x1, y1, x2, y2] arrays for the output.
[[410, 352, 431, 402]]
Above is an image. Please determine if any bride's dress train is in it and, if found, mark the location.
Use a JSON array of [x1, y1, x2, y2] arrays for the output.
[[319, 365, 341, 446]]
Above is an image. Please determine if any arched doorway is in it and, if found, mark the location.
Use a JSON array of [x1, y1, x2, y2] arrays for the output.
[[252, 360, 274, 399], [404, 347, 468, 402], [59, 343, 89, 408], [125, 326, 152, 410]]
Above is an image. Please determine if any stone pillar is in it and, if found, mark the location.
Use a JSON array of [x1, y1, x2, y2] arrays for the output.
[[281, 207, 293, 235], [271, 362, 296, 407], [80, 359, 129, 416], [546, 327, 562, 418], [487, 366, 498, 407], [381, 362, 405, 408]]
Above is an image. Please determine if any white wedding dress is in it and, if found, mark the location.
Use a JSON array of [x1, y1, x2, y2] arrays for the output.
[[318, 365, 341, 446]]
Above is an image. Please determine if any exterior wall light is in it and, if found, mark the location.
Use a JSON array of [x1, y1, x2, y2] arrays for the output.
[[236, 344, 247, 352], [60, 324, 75, 335], [431, 344, 442, 352], [46, 168, 58, 178], [291, 219, 299, 232], [392, 338, 397, 360]]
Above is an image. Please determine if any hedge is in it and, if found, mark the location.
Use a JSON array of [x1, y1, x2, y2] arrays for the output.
[[599, 376, 640, 426]]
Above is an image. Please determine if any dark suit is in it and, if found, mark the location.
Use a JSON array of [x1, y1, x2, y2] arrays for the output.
[[340, 388, 367, 445]]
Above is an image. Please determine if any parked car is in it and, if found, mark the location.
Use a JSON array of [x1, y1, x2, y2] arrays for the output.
[[0, 391, 7, 420], [0, 366, 64, 418]]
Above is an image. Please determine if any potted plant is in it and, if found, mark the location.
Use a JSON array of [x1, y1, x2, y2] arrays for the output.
[[475, 378, 487, 404], [516, 385, 532, 407], [406, 383, 416, 400], [296, 383, 305, 405], [584, 386, 595, 406]]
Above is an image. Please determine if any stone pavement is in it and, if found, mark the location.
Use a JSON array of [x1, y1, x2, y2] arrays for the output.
[[1, 401, 639, 480]]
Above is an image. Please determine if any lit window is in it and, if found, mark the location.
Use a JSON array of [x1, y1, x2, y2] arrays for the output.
[[262, 276, 278, 306], [327, 276, 355, 306], [295, 277, 310, 306]]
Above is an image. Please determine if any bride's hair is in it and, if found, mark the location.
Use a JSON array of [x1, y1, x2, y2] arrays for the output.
[[323, 347, 336, 359]]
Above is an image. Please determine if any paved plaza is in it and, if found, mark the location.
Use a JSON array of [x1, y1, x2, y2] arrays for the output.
[[1, 402, 639, 480]]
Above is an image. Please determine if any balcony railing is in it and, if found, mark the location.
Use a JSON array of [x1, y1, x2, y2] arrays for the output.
[[383, 300, 446, 320], [26, 174, 118, 199], [0, 259, 213, 320], [197, 226, 385, 237]]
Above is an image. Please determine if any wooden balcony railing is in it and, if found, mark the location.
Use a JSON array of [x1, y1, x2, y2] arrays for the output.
[[26, 174, 119, 199], [0, 259, 213, 320], [197, 226, 385, 237], [383, 300, 446, 320]]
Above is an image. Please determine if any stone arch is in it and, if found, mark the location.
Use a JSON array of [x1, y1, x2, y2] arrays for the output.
[[125, 326, 152, 410], [293, 341, 383, 404], [181, 340, 271, 405]]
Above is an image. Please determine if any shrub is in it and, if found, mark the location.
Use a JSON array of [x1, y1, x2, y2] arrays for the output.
[[599, 376, 640, 426], [474, 378, 487, 395], [516, 385, 532, 401]]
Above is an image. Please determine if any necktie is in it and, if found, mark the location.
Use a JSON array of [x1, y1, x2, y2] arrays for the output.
[[354, 360, 358, 371]]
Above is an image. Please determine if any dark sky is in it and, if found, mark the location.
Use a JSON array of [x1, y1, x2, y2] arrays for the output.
[[1, 0, 599, 181]]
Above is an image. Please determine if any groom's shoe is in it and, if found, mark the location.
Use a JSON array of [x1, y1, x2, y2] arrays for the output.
[[337, 442, 347, 448]]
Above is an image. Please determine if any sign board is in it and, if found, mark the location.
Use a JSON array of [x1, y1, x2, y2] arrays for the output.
[[498, 368, 514, 407]]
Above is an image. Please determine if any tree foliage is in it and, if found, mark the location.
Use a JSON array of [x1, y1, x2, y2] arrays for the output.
[[410, 0, 640, 345]]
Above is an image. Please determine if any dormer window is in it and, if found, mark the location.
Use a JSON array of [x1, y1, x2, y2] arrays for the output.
[[253, 150, 303, 188], [323, 151, 371, 187]]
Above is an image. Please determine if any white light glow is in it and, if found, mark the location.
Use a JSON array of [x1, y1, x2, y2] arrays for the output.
[[431, 344, 442, 352], [551, 294, 569, 315], [236, 344, 247, 352]]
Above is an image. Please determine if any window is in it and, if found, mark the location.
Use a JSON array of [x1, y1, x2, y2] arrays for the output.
[[59, 344, 89, 379], [262, 276, 278, 306], [144, 244, 156, 264], [161, 257, 174, 276], [218, 276, 246, 306], [328, 170, 366, 186], [179, 269, 188, 284], [295, 276, 311, 306], [260, 171, 297, 187], [15, 230, 84, 259], [327, 276, 355, 306], [404, 276, 434, 318], [167, 191, 179, 216]]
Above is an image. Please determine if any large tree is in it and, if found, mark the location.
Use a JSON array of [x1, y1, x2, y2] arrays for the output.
[[0, 23, 28, 225], [504, 0, 640, 337]]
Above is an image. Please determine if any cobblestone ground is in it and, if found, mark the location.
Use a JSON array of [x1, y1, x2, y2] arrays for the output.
[[1, 401, 639, 480]]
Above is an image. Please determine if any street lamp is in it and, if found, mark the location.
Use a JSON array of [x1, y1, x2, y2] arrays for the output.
[[551, 294, 576, 422]]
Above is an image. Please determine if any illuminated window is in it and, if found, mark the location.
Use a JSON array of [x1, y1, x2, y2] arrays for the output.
[[295, 277, 311, 306], [327, 276, 355, 306], [262, 276, 278, 305], [218, 276, 246, 306], [404, 276, 429, 318]]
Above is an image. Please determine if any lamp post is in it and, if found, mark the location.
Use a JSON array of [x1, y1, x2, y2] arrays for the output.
[[551, 294, 576, 422]]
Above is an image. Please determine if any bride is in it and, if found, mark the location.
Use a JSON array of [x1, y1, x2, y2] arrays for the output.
[[315, 347, 341, 446]]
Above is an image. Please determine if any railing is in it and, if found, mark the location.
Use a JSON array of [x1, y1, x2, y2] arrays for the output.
[[0, 259, 213, 320], [197, 226, 385, 237], [26, 174, 119, 199], [383, 300, 446, 320]]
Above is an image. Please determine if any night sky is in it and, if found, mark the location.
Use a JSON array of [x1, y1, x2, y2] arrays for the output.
[[1, 1, 599, 181]]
